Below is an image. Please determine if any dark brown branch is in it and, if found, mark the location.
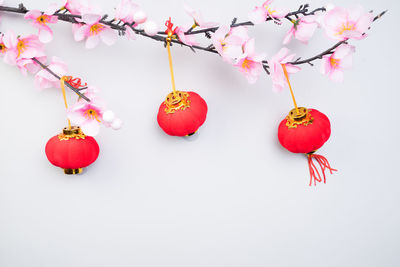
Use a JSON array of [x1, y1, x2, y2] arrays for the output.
[[0, 3, 386, 75], [183, 6, 326, 35], [32, 58, 90, 102], [290, 40, 347, 65], [0, 3, 327, 62]]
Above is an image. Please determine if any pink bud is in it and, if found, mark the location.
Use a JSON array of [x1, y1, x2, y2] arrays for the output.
[[134, 10, 147, 24]]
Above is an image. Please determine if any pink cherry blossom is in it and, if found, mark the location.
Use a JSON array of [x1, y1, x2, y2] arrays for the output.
[[211, 25, 249, 63], [268, 48, 301, 92], [114, 0, 138, 40], [249, 0, 288, 24], [175, 26, 197, 46], [233, 39, 266, 84], [64, 0, 83, 15], [324, 6, 374, 41], [17, 56, 47, 76], [34, 57, 68, 89], [0, 34, 7, 56], [184, 4, 218, 28], [67, 88, 106, 136], [320, 44, 355, 82], [44, 0, 67, 15], [115, 0, 138, 24], [283, 15, 319, 45], [2, 31, 45, 65], [24, 10, 58, 43], [65, 0, 101, 15], [73, 13, 118, 49]]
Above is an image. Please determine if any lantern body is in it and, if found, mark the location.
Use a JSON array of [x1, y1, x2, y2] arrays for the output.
[[45, 127, 100, 174], [157, 91, 208, 136], [278, 108, 331, 154]]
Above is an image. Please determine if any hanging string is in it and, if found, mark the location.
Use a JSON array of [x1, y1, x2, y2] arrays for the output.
[[166, 40, 177, 94], [307, 153, 337, 186], [60, 76, 72, 129], [281, 64, 299, 115], [165, 18, 177, 95]]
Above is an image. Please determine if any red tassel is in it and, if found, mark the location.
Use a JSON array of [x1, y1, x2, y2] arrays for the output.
[[307, 153, 337, 186], [65, 76, 87, 89]]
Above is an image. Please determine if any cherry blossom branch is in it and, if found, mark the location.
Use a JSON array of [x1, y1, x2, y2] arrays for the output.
[[0, 3, 386, 77], [183, 5, 326, 36], [0, 3, 325, 65], [290, 40, 347, 66], [289, 11, 387, 66], [31, 57, 90, 102]]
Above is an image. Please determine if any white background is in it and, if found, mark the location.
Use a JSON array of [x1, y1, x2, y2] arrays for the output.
[[0, 0, 399, 266]]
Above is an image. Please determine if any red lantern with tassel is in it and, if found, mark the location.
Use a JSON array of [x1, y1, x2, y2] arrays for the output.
[[45, 126, 100, 174], [278, 64, 336, 185], [157, 18, 208, 137]]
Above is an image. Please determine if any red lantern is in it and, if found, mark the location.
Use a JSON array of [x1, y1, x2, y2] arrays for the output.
[[157, 91, 208, 136], [45, 126, 100, 174], [278, 107, 337, 185]]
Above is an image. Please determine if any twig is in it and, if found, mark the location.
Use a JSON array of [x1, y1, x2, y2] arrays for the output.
[[0, 3, 386, 75], [32, 58, 90, 102], [0, 3, 326, 64], [290, 40, 348, 65]]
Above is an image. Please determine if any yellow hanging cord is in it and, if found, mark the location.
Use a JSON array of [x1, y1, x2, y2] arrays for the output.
[[282, 64, 300, 115], [60, 76, 72, 129], [166, 33, 177, 94]]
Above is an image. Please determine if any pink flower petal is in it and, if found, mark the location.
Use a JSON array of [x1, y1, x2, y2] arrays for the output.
[[86, 35, 100, 49], [25, 10, 42, 20], [282, 29, 294, 44], [81, 119, 100, 136], [82, 13, 102, 25], [248, 7, 266, 24], [74, 25, 88, 41], [3, 31, 18, 48], [38, 27, 53, 43], [100, 27, 118, 46], [329, 69, 344, 82]]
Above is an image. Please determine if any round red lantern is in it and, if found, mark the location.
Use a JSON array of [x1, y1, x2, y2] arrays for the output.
[[45, 126, 100, 174], [157, 91, 208, 136], [278, 107, 336, 185]]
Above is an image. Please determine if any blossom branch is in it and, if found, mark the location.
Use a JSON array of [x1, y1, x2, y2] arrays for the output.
[[290, 40, 347, 66], [183, 5, 326, 36], [0, 2, 386, 85], [32, 57, 90, 102], [289, 10, 386, 67], [0, 3, 327, 66]]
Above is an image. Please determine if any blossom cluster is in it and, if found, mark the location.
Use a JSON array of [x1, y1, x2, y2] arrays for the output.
[[247, 1, 373, 89], [163, 0, 375, 89], [0, 29, 121, 136], [0, 0, 378, 105]]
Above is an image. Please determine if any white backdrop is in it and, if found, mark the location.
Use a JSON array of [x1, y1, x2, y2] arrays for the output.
[[1, 0, 399, 266]]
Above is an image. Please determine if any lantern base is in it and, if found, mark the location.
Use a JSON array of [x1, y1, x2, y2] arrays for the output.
[[63, 168, 83, 175]]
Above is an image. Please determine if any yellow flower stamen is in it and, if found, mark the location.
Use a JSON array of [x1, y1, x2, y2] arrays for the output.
[[17, 40, 27, 58], [337, 22, 356, 36], [242, 58, 252, 70], [0, 43, 6, 54], [85, 109, 101, 122], [90, 24, 105, 35], [264, 5, 276, 14], [220, 40, 227, 51], [330, 58, 340, 69], [36, 15, 50, 25]]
